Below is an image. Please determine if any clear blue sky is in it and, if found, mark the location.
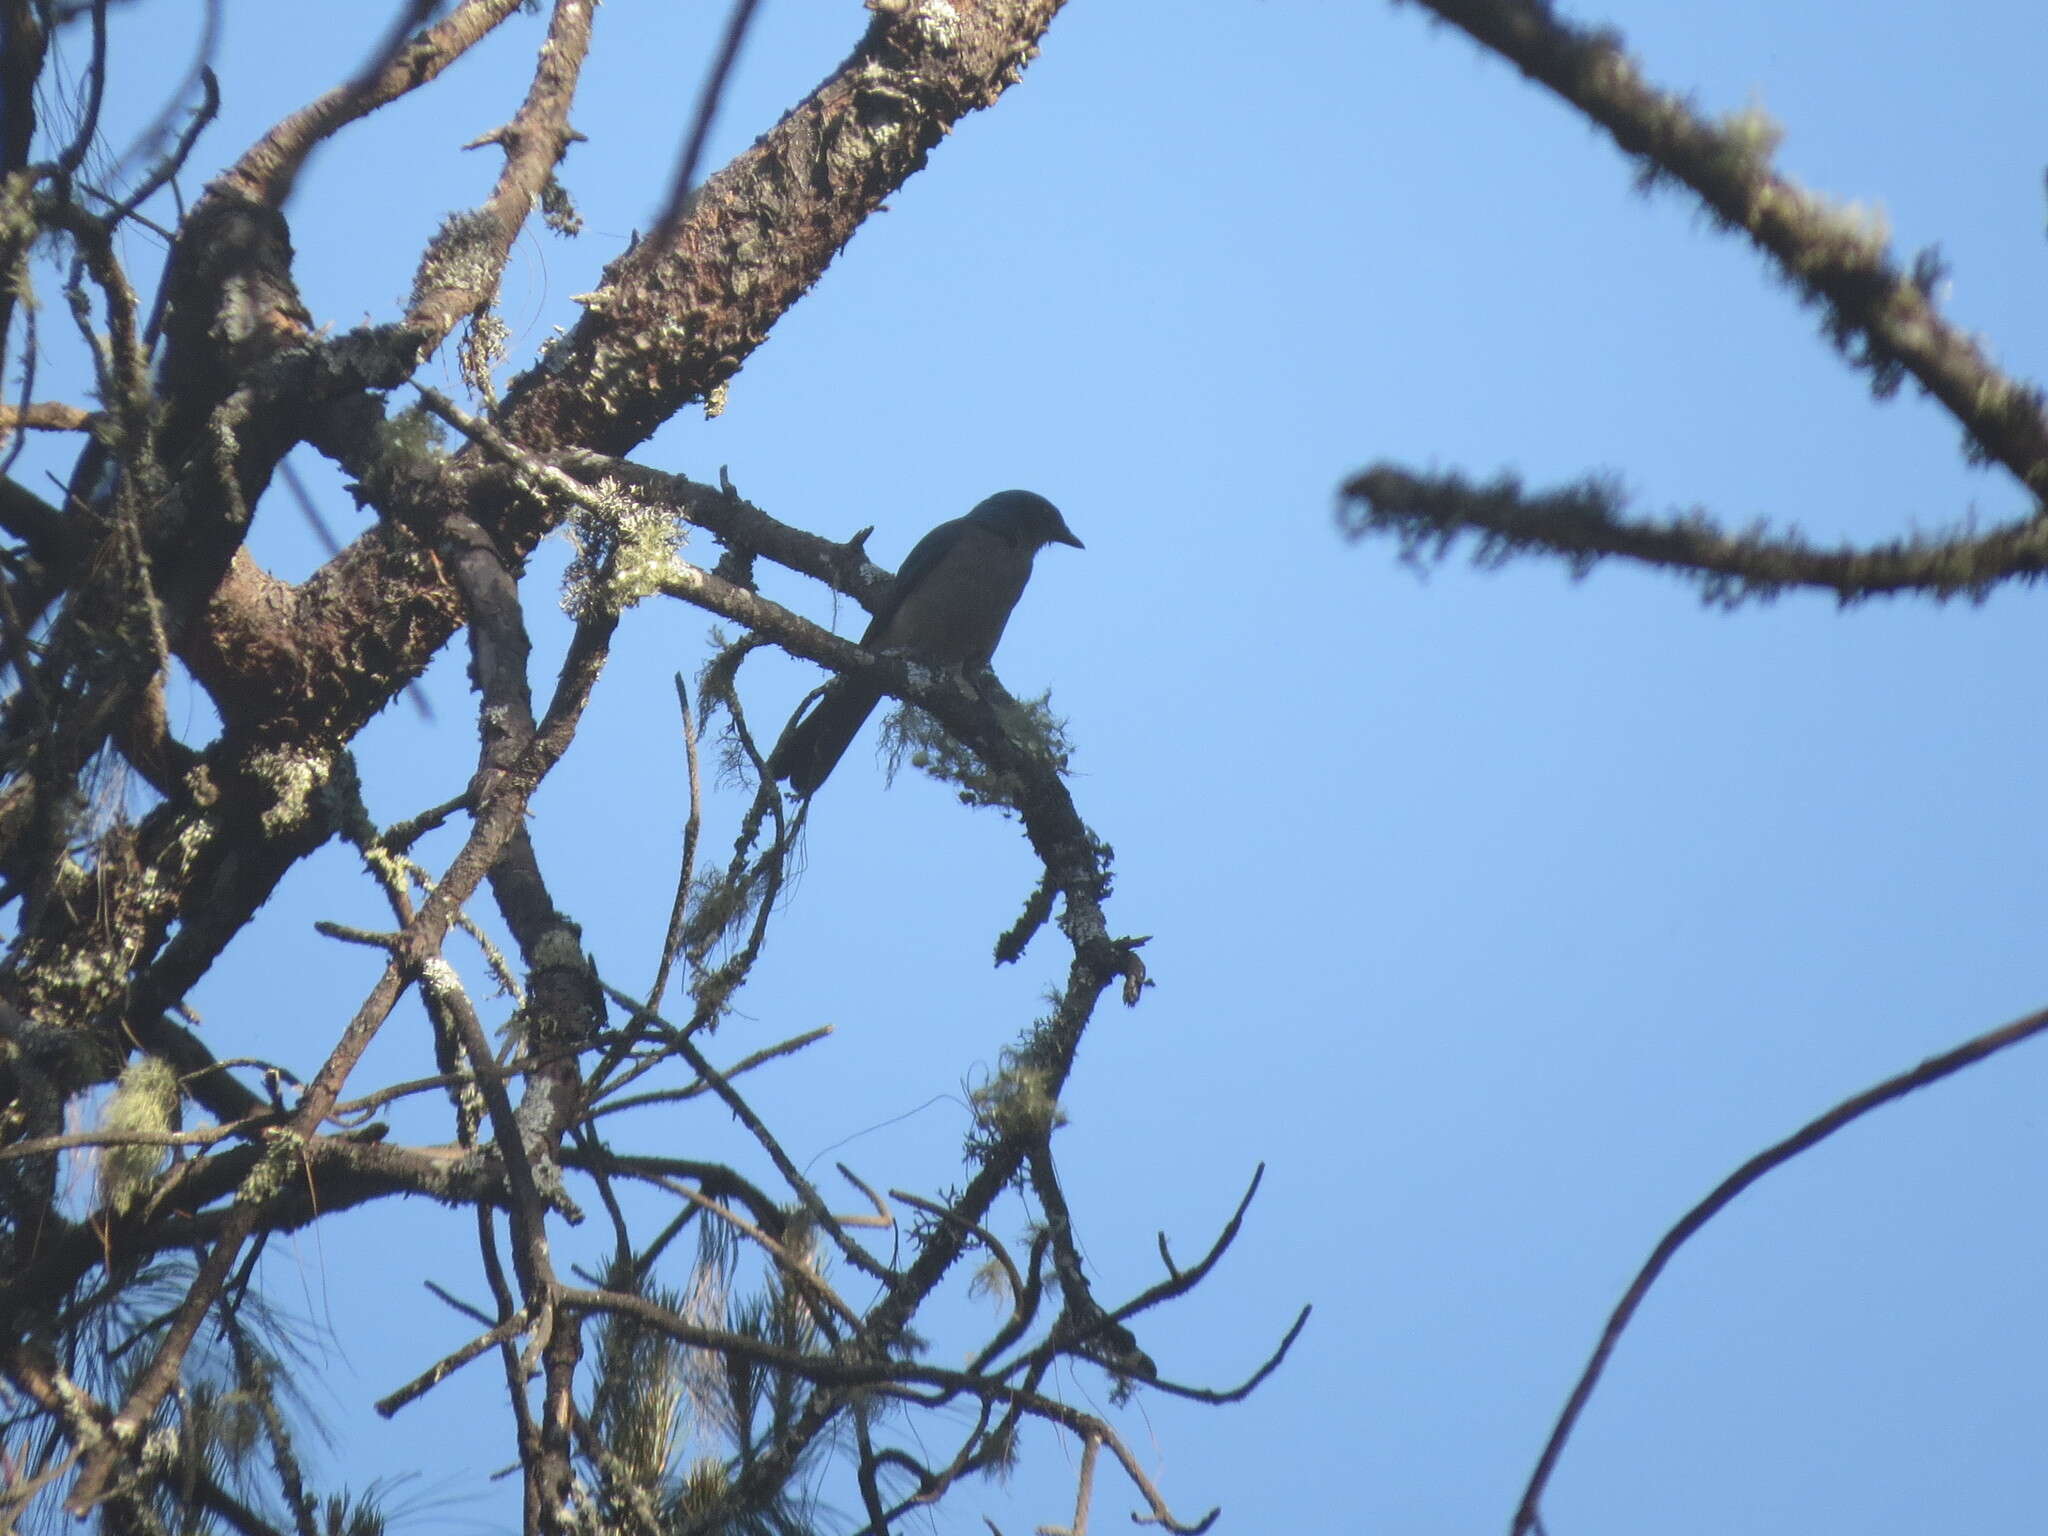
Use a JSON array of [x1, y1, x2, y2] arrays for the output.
[[25, 2, 2048, 1531]]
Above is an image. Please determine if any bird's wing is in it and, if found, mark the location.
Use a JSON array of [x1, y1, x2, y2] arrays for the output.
[[862, 515, 968, 645]]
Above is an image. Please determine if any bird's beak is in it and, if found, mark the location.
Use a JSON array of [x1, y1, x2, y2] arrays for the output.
[[1055, 525, 1085, 550]]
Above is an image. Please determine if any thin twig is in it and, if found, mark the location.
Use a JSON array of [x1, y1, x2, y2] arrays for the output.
[[641, 1004, 890, 1284], [649, 671, 703, 1007], [580, 1025, 830, 1121], [1513, 999, 2048, 1536], [103, 63, 220, 226], [374, 1303, 538, 1417], [425, 1280, 496, 1329], [54, 0, 108, 175]]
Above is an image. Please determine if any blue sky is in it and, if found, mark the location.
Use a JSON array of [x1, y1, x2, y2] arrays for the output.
[[21, 1, 2048, 1531]]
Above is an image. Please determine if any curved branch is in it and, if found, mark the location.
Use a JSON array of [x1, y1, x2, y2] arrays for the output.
[[54, 0, 108, 176], [1514, 998, 2048, 1536], [1405, 0, 2048, 496], [103, 64, 220, 228], [1340, 465, 2048, 606], [1139, 1306, 1311, 1407], [216, 0, 532, 207]]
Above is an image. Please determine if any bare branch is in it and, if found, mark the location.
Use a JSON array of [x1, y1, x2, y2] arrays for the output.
[[660, 1021, 895, 1286], [53, 0, 107, 175], [1138, 1306, 1311, 1407], [101, 62, 220, 227], [1109, 1164, 1268, 1331], [374, 1302, 540, 1418], [1513, 998, 2048, 1536], [0, 1118, 267, 1162], [217, 0, 532, 207], [0, 400, 97, 436], [649, 671, 704, 1008], [581, 1025, 832, 1121]]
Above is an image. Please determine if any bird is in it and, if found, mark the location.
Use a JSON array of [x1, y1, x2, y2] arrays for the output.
[[769, 490, 1083, 796]]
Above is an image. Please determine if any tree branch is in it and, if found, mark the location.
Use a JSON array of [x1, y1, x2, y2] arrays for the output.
[[1514, 997, 2048, 1536], [1339, 465, 2048, 605], [404, 0, 595, 351], [215, 0, 532, 207], [498, 0, 1068, 454], [1403, 0, 2048, 495]]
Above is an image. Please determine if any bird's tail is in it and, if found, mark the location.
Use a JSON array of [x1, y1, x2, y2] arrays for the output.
[[768, 679, 884, 795]]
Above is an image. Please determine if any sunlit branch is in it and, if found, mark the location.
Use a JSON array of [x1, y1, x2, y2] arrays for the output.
[[1341, 464, 2048, 605], [1403, 0, 2048, 496], [217, 0, 531, 206]]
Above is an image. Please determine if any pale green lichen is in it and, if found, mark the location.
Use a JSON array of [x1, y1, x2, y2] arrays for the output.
[[52, 1372, 111, 1447], [238, 1127, 306, 1206], [540, 174, 582, 237], [465, 916, 524, 1001], [1589, 46, 1641, 99], [883, 689, 1073, 809], [139, 1424, 181, 1471], [1971, 373, 2013, 413], [96, 1056, 181, 1214], [560, 479, 686, 619], [362, 843, 411, 895], [157, 805, 220, 881], [535, 326, 575, 375], [419, 956, 463, 1000], [461, 308, 510, 403], [408, 209, 505, 316], [969, 1061, 1064, 1141], [26, 934, 135, 1024], [1815, 197, 1890, 253], [908, 0, 960, 51], [247, 747, 332, 836], [458, 1079, 487, 1132], [1718, 100, 1784, 162]]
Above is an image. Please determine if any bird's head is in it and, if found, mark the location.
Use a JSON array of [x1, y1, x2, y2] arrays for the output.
[[967, 489, 1084, 552]]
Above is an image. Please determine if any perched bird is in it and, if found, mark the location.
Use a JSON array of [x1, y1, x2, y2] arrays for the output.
[[769, 490, 1083, 795]]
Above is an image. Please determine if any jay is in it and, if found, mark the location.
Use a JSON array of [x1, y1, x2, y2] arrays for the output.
[[769, 490, 1083, 795]]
